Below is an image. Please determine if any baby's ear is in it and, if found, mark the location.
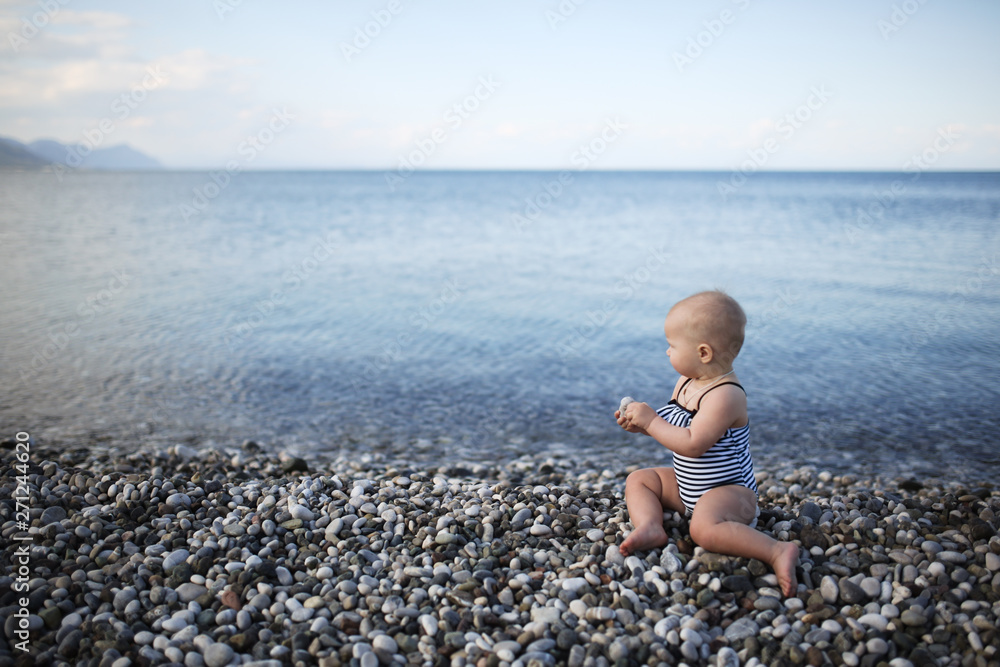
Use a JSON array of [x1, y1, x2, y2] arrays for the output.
[[697, 343, 713, 362]]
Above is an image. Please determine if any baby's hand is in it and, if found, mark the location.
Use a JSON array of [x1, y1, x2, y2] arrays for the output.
[[616, 397, 651, 434]]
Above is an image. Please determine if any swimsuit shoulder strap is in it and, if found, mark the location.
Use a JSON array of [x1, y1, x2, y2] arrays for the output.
[[676, 377, 695, 400], [694, 382, 745, 411]]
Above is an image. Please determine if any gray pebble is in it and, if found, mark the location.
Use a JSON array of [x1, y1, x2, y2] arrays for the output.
[[166, 492, 191, 508], [900, 609, 927, 626], [866, 637, 889, 655], [936, 550, 967, 564], [608, 639, 629, 661], [820, 575, 838, 604], [176, 583, 208, 602], [203, 643, 235, 667], [660, 551, 682, 573], [41, 506, 68, 524], [511, 507, 533, 529], [680, 640, 699, 661], [113, 588, 137, 612], [717, 647, 739, 667], [724, 617, 759, 642], [605, 544, 624, 566], [162, 549, 190, 573], [838, 578, 865, 604], [798, 501, 823, 523]]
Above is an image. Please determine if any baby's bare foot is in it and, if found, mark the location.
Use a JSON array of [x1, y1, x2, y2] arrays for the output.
[[772, 542, 800, 597], [620, 522, 668, 557]]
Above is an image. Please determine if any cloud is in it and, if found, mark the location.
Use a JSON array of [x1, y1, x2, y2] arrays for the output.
[[2, 8, 134, 61], [149, 48, 257, 92]]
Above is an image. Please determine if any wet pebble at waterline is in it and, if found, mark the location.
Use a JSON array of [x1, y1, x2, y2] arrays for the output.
[[1, 440, 998, 667]]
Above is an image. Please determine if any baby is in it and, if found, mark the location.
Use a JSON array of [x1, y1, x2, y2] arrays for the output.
[[615, 290, 799, 597]]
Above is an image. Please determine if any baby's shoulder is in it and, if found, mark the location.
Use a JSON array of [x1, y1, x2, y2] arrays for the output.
[[696, 382, 748, 425]]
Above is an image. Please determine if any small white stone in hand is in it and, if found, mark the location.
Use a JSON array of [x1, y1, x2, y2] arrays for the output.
[[619, 396, 635, 415]]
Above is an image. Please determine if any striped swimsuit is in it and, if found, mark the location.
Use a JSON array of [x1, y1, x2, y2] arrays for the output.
[[656, 379, 758, 516]]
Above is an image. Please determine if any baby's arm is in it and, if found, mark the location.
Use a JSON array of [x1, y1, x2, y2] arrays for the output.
[[624, 386, 745, 458]]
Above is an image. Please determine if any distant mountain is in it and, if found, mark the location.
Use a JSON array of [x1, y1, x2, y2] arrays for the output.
[[0, 135, 163, 169], [0, 137, 50, 168]]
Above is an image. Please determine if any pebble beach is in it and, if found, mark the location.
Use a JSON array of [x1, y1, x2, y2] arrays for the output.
[[2, 439, 998, 667]]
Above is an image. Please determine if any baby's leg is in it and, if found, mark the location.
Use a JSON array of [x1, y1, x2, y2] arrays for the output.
[[621, 467, 686, 557], [688, 486, 800, 597]]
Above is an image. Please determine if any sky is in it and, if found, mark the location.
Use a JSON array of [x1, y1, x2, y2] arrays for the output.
[[1, 0, 998, 170]]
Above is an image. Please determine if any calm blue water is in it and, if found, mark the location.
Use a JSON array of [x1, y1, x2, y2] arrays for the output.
[[2, 170, 999, 479]]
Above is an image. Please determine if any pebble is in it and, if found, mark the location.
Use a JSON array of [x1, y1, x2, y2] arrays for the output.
[[860, 576, 881, 598], [936, 550, 967, 564], [867, 638, 889, 656], [166, 492, 191, 508], [660, 551, 682, 573], [176, 583, 208, 602], [203, 643, 235, 667], [2, 444, 997, 667], [987, 552, 1000, 571], [717, 647, 739, 667], [799, 501, 823, 523], [288, 503, 314, 521], [724, 617, 759, 642], [162, 549, 190, 572], [858, 613, 890, 632], [820, 575, 839, 603], [559, 577, 589, 593], [372, 634, 397, 655], [838, 578, 866, 604], [161, 616, 190, 633]]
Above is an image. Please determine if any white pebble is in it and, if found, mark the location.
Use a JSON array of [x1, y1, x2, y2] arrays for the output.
[[288, 503, 314, 521], [161, 617, 190, 633], [560, 577, 588, 593], [419, 615, 437, 636], [857, 614, 889, 632], [373, 634, 398, 655]]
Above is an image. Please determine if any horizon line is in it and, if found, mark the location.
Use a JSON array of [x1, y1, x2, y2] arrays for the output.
[[5, 166, 1000, 174]]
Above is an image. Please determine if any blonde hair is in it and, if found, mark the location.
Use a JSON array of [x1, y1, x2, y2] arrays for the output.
[[675, 290, 746, 364]]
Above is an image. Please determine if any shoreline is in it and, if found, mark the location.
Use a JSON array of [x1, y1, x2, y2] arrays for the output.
[[1, 440, 997, 667]]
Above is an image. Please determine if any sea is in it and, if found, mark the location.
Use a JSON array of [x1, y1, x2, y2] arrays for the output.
[[2, 170, 999, 481]]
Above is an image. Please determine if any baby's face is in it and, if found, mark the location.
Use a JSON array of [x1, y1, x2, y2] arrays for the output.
[[663, 306, 702, 377]]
